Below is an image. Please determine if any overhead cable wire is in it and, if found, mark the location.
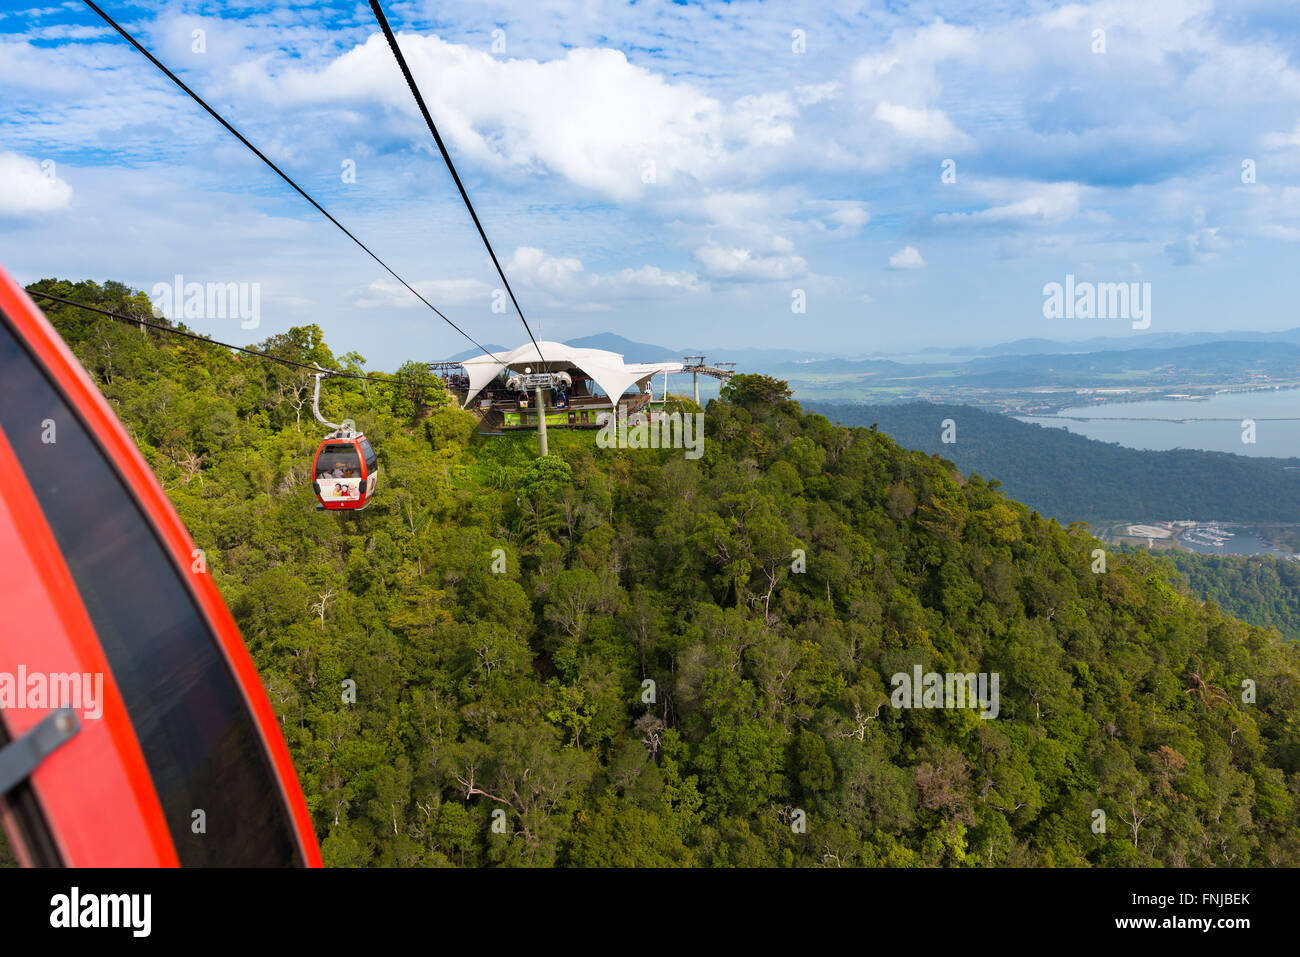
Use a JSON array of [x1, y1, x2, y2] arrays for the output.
[[369, 0, 546, 365], [29, 290, 425, 384], [81, 0, 506, 366]]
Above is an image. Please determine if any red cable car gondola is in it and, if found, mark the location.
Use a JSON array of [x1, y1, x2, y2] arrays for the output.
[[0, 265, 321, 867], [309, 366, 378, 511]]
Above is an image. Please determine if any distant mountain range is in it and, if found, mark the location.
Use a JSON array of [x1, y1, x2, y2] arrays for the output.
[[446, 325, 1300, 369], [444, 333, 841, 365], [943, 327, 1300, 357], [771, 339, 1300, 381], [445, 343, 512, 361]]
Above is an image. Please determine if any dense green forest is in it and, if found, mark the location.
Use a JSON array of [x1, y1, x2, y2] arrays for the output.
[[1159, 550, 1300, 644], [12, 278, 1300, 867], [812, 401, 1300, 523]]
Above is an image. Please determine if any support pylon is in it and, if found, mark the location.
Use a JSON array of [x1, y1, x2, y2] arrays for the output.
[[536, 385, 548, 456]]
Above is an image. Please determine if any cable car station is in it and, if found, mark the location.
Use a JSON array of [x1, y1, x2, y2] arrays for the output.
[[433, 341, 689, 437]]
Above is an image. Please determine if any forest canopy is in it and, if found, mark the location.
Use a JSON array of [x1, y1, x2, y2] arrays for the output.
[[13, 278, 1300, 868]]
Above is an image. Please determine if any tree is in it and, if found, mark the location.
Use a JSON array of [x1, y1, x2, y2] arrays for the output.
[[721, 373, 794, 409], [392, 360, 445, 422]]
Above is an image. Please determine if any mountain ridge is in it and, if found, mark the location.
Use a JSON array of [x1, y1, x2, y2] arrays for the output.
[[808, 399, 1300, 523], [446, 327, 1300, 367]]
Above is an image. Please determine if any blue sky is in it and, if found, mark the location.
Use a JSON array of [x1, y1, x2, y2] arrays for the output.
[[3, 0, 1300, 370]]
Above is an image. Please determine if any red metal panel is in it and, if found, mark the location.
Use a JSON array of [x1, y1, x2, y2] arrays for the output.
[[0, 427, 177, 866], [0, 267, 321, 867]]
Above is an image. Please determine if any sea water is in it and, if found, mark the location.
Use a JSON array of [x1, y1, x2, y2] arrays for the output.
[[1017, 388, 1300, 458]]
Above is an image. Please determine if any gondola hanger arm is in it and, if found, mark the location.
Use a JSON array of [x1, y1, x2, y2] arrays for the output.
[[311, 363, 354, 434]]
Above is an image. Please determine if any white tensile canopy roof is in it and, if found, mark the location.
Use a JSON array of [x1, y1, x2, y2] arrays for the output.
[[458, 341, 683, 408]]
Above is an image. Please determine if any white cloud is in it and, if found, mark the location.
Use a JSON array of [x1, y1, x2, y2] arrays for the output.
[[794, 82, 838, 106], [353, 277, 493, 309], [593, 264, 704, 294], [349, 249, 697, 315], [659, 190, 777, 231], [694, 242, 808, 280], [1164, 226, 1230, 265], [1264, 120, 1300, 150], [851, 20, 979, 109], [0, 152, 72, 216], [848, 19, 978, 156], [933, 181, 1083, 229], [236, 34, 803, 204], [24, 24, 112, 41], [507, 246, 586, 291], [872, 102, 970, 150], [1260, 224, 1300, 241], [825, 202, 870, 234], [888, 245, 925, 269], [505, 246, 704, 305]]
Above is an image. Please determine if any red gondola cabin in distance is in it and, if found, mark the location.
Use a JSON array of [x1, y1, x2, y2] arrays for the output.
[[312, 431, 378, 511], [0, 264, 321, 867]]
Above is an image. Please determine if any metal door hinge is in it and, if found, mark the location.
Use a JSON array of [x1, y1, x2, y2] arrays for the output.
[[0, 708, 80, 795]]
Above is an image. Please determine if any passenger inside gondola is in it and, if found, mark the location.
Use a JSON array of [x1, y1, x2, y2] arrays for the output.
[[316, 444, 362, 482]]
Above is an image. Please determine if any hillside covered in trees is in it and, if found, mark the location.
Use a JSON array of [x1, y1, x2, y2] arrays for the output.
[[16, 279, 1300, 867], [1160, 551, 1300, 644], [811, 401, 1300, 524]]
